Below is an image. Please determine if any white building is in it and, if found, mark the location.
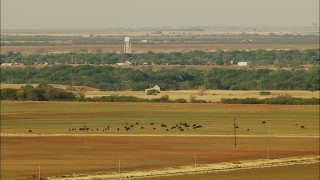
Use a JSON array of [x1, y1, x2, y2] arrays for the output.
[[237, 62, 248, 66]]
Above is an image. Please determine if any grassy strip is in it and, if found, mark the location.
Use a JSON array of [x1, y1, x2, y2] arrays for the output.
[[221, 96, 319, 105]]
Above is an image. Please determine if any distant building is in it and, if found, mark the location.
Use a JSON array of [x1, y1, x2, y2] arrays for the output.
[[238, 62, 248, 66], [116, 60, 132, 66], [1, 62, 24, 67], [1, 63, 14, 67], [145, 85, 161, 92]]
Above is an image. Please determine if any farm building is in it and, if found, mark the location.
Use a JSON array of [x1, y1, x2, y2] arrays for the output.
[[1, 63, 14, 67], [1, 62, 24, 67], [116, 60, 132, 66], [145, 85, 161, 92], [237, 62, 248, 66]]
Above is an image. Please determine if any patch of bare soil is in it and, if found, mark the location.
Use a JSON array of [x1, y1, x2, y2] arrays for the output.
[[47, 155, 319, 180]]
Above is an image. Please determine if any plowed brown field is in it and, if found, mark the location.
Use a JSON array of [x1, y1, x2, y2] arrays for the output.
[[1, 136, 318, 179]]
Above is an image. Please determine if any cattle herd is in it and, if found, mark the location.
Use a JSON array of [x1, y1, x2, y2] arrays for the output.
[[67, 122, 203, 133], [27, 121, 307, 133]]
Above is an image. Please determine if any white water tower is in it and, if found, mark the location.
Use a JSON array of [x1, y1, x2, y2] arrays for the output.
[[124, 37, 131, 53]]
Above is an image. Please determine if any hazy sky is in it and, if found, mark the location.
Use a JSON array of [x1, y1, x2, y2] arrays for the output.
[[1, 0, 319, 29]]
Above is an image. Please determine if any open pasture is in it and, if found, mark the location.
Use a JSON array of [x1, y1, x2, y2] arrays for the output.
[[85, 90, 319, 103], [1, 101, 319, 135], [1, 84, 319, 102], [1, 101, 319, 179]]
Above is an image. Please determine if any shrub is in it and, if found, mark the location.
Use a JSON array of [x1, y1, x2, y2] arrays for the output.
[[174, 98, 188, 103], [259, 91, 271, 95], [146, 89, 159, 95]]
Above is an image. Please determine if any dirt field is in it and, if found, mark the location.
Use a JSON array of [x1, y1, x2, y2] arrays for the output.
[[1, 43, 319, 54], [1, 136, 318, 180]]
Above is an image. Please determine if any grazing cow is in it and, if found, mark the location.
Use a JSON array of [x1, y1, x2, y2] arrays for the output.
[[171, 126, 176, 129], [161, 124, 167, 127], [69, 129, 71, 131], [136, 122, 139, 125], [28, 130, 32, 133], [180, 129, 184, 131], [153, 127, 156, 130], [193, 125, 202, 129], [300, 125, 305, 129], [247, 129, 250, 131], [262, 121, 266, 124], [150, 123, 154, 125], [117, 128, 120, 131], [79, 127, 89, 131], [166, 129, 169, 131], [141, 127, 144, 129], [96, 128, 98, 131]]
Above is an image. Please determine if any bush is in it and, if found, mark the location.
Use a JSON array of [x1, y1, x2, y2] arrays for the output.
[[221, 96, 319, 105], [259, 91, 271, 95], [174, 98, 188, 103], [146, 89, 159, 95]]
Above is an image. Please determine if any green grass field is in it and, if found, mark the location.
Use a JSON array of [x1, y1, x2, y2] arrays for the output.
[[1, 101, 319, 136]]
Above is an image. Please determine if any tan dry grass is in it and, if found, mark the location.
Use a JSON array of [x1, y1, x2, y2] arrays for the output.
[[85, 90, 319, 102]]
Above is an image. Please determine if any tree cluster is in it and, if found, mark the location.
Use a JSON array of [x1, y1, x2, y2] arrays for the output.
[[0, 84, 76, 101], [221, 96, 319, 105]]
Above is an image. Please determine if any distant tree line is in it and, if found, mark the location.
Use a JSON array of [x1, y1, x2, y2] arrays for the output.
[[1, 65, 319, 91], [1, 49, 319, 67]]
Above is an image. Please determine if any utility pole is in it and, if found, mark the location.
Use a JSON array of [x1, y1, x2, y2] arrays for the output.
[[38, 164, 41, 180], [268, 121, 271, 159], [119, 159, 121, 180], [84, 122, 88, 147], [268, 121, 271, 136], [233, 118, 237, 148]]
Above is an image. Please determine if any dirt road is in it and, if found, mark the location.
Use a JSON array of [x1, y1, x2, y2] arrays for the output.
[[47, 155, 319, 180]]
